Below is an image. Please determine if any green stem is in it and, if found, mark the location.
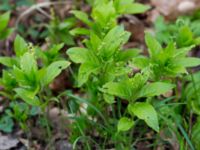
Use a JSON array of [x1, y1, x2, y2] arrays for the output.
[[112, 103, 116, 118], [38, 91, 52, 143], [191, 73, 200, 104], [42, 107, 52, 140], [117, 98, 121, 118]]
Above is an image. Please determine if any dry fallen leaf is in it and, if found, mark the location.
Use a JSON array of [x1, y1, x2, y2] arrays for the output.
[[151, 0, 200, 20], [0, 135, 19, 150]]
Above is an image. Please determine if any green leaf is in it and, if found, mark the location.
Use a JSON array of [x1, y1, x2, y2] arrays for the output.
[[71, 10, 92, 26], [103, 93, 115, 104], [20, 52, 38, 80], [192, 118, 200, 149], [0, 12, 13, 39], [41, 60, 70, 86], [103, 73, 148, 101], [67, 47, 89, 63], [0, 115, 14, 133], [14, 35, 28, 56], [128, 102, 159, 132], [89, 32, 102, 51], [0, 12, 10, 32], [102, 80, 133, 100], [132, 57, 149, 69], [70, 28, 90, 36], [145, 33, 162, 58], [139, 82, 174, 97], [12, 66, 30, 87], [174, 45, 195, 57], [126, 3, 150, 14], [117, 48, 141, 61], [92, 1, 116, 27], [176, 57, 200, 67], [118, 2, 150, 14], [99, 26, 130, 60], [117, 117, 134, 132], [0, 28, 13, 40], [1, 70, 17, 90], [194, 37, 200, 45], [15, 88, 41, 106], [78, 62, 99, 87], [177, 26, 194, 47], [47, 43, 64, 56], [0, 57, 17, 67]]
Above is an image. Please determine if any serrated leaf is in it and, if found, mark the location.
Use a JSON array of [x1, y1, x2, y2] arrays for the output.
[[41, 60, 70, 86], [103, 73, 148, 101], [132, 57, 149, 69], [99, 26, 130, 60], [92, 1, 116, 27], [14, 35, 27, 56], [128, 102, 159, 132], [139, 82, 175, 97], [117, 117, 134, 132], [177, 26, 194, 47], [145, 33, 162, 58]]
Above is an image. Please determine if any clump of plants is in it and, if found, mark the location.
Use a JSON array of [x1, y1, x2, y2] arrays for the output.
[[66, 0, 200, 149], [0, 34, 70, 140], [154, 15, 200, 48], [0, 1, 200, 150]]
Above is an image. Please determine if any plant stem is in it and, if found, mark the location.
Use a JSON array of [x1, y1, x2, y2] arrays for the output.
[[41, 106, 52, 144]]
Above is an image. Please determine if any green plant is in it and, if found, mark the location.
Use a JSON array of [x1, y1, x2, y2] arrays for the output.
[[66, 0, 152, 148], [0, 1, 200, 149], [183, 71, 200, 115], [101, 32, 200, 133], [191, 117, 200, 149], [151, 14, 200, 149], [133, 33, 200, 80], [66, 0, 200, 148], [70, 0, 150, 37], [0, 12, 13, 40], [46, 9, 76, 46], [0, 101, 40, 133], [0, 35, 70, 140], [182, 71, 200, 149], [35, 43, 65, 66], [0, 35, 70, 105], [0, 114, 14, 133], [154, 16, 200, 48]]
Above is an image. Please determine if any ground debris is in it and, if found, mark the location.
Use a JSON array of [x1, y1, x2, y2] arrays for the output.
[[0, 135, 19, 150]]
